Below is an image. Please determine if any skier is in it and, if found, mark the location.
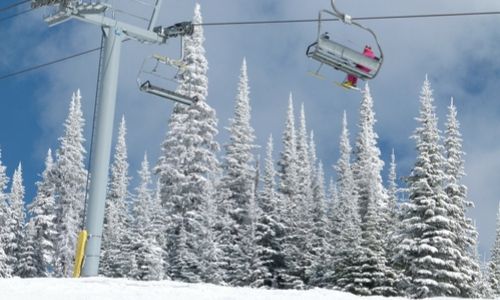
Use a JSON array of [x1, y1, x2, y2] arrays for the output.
[[342, 45, 376, 89]]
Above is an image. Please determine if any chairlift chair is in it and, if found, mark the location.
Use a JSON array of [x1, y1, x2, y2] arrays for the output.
[[137, 35, 198, 106], [306, 0, 384, 81]]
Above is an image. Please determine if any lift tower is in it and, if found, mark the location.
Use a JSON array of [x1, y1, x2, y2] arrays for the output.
[[31, 0, 193, 276]]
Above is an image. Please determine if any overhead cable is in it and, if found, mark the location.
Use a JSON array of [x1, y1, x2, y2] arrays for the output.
[[0, 47, 101, 81], [0, 0, 30, 13], [2, 10, 500, 80], [198, 10, 500, 27], [0, 8, 33, 23]]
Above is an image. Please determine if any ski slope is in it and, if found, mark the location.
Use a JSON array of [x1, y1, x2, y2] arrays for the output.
[[0, 278, 490, 300]]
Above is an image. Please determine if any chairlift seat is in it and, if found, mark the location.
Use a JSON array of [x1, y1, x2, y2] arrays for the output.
[[140, 81, 197, 106], [307, 35, 381, 80]]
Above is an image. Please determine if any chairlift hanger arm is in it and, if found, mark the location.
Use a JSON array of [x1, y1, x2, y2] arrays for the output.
[[331, 0, 351, 24], [328, 0, 383, 61], [318, 8, 384, 63]]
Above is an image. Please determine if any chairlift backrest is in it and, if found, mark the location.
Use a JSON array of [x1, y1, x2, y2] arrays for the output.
[[306, 2, 384, 80]]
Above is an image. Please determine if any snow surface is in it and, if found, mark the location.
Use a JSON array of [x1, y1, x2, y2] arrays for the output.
[[0, 278, 493, 300]]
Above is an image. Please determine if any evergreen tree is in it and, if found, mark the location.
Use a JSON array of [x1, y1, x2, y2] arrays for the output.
[[101, 116, 133, 277], [293, 103, 313, 285], [0, 149, 12, 277], [489, 203, 500, 296], [16, 220, 43, 278], [0, 246, 9, 278], [393, 77, 463, 298], [350, 84, 397, 296], [330, 112, 363, 293], [324, 178, 338, 282], [133, 153, 154, 242], [156, 3, 220, 283], [327, 178, 338, 217], [28, 149, 57, 276], [217, 58, 257, 286], [9, 163, 26, 276], [387, 149, 399, 230], [356, 186, 398, 296], [132, 153, 164, 281], [52, 89, 87, 277], [251, 135, 286, 288], [308, 162, 330, 287], [386, 149, 401, 271], [254, 155, 260, 200], [352, 84, 387, 224], [444, 98, 481, 297], [475, 244, 493, 299], [277, 94, 304, 289], [308, 131, 318, 184], [278, 94, 298, 201]]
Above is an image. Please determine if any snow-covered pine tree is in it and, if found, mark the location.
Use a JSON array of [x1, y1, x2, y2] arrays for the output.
[[329, 112, 363, 292], [28, 149, 57, 277], [489, 203, 500, 295], [306, 123, 328, 288], [308, 131, 318, 183], [250, 135, 286, 288], [323, 178, 338, 287], [100, 116, 134, 278], [9, 163, 26, 277], [292, 103, 314, 285], [352, 84, 388, 224], [254, 155, 260, 200], [444, 98, 480, 297], [393, 77, 463, 298], [201, 183, 223, 285], [16, 220, 43, 278], [387, 149, 399, 231], [216, 58, 257, 286], [356, 185, 398, 296], [278, 94, 298, 201], [0, 149, 12, 277], [474, 243, 493, 299], [132, 153, 164, 281], [134, 234, 163, 281], [52, 89, 87, 277], [308, 162, 330, 288], [156, 3, 220, 283], [386, 149, 401, 270], [0, 246, 9, 278], [349, 85, 397, 296], [277, 94, 304, 289], [327, 178, 338, 217]]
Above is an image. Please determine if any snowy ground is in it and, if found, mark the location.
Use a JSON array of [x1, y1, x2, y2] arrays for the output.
[[0, 278, 493, 300]]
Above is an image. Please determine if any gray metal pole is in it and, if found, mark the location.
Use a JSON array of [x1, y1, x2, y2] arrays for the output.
[[81, 26, 123, 277], [148, 0, 163, 30]]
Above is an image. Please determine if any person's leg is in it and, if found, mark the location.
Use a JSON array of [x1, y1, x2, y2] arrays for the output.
[[345, 74, 357, 87], [346, 74, 355, 84], [351, 76, 358, 87]]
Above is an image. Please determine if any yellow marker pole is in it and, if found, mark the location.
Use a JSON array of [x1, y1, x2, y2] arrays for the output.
[[73, 230, 88, 278]]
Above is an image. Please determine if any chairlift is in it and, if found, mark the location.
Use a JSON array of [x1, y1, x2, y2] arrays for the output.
[[137, 35, 198, 106], [306, 0, 383, 81]]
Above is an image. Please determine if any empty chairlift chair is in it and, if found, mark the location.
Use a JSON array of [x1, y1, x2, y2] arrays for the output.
[[137, 23, 198, 105]]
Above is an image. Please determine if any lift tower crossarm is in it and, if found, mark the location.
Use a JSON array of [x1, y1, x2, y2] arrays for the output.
[[44, 3, 165, 44]]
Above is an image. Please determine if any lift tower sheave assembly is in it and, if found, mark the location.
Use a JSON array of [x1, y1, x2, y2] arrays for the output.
[[31, 0, 194, 277]]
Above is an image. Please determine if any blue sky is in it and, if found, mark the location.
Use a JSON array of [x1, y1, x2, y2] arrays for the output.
[[2, 0, 500, 261]]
